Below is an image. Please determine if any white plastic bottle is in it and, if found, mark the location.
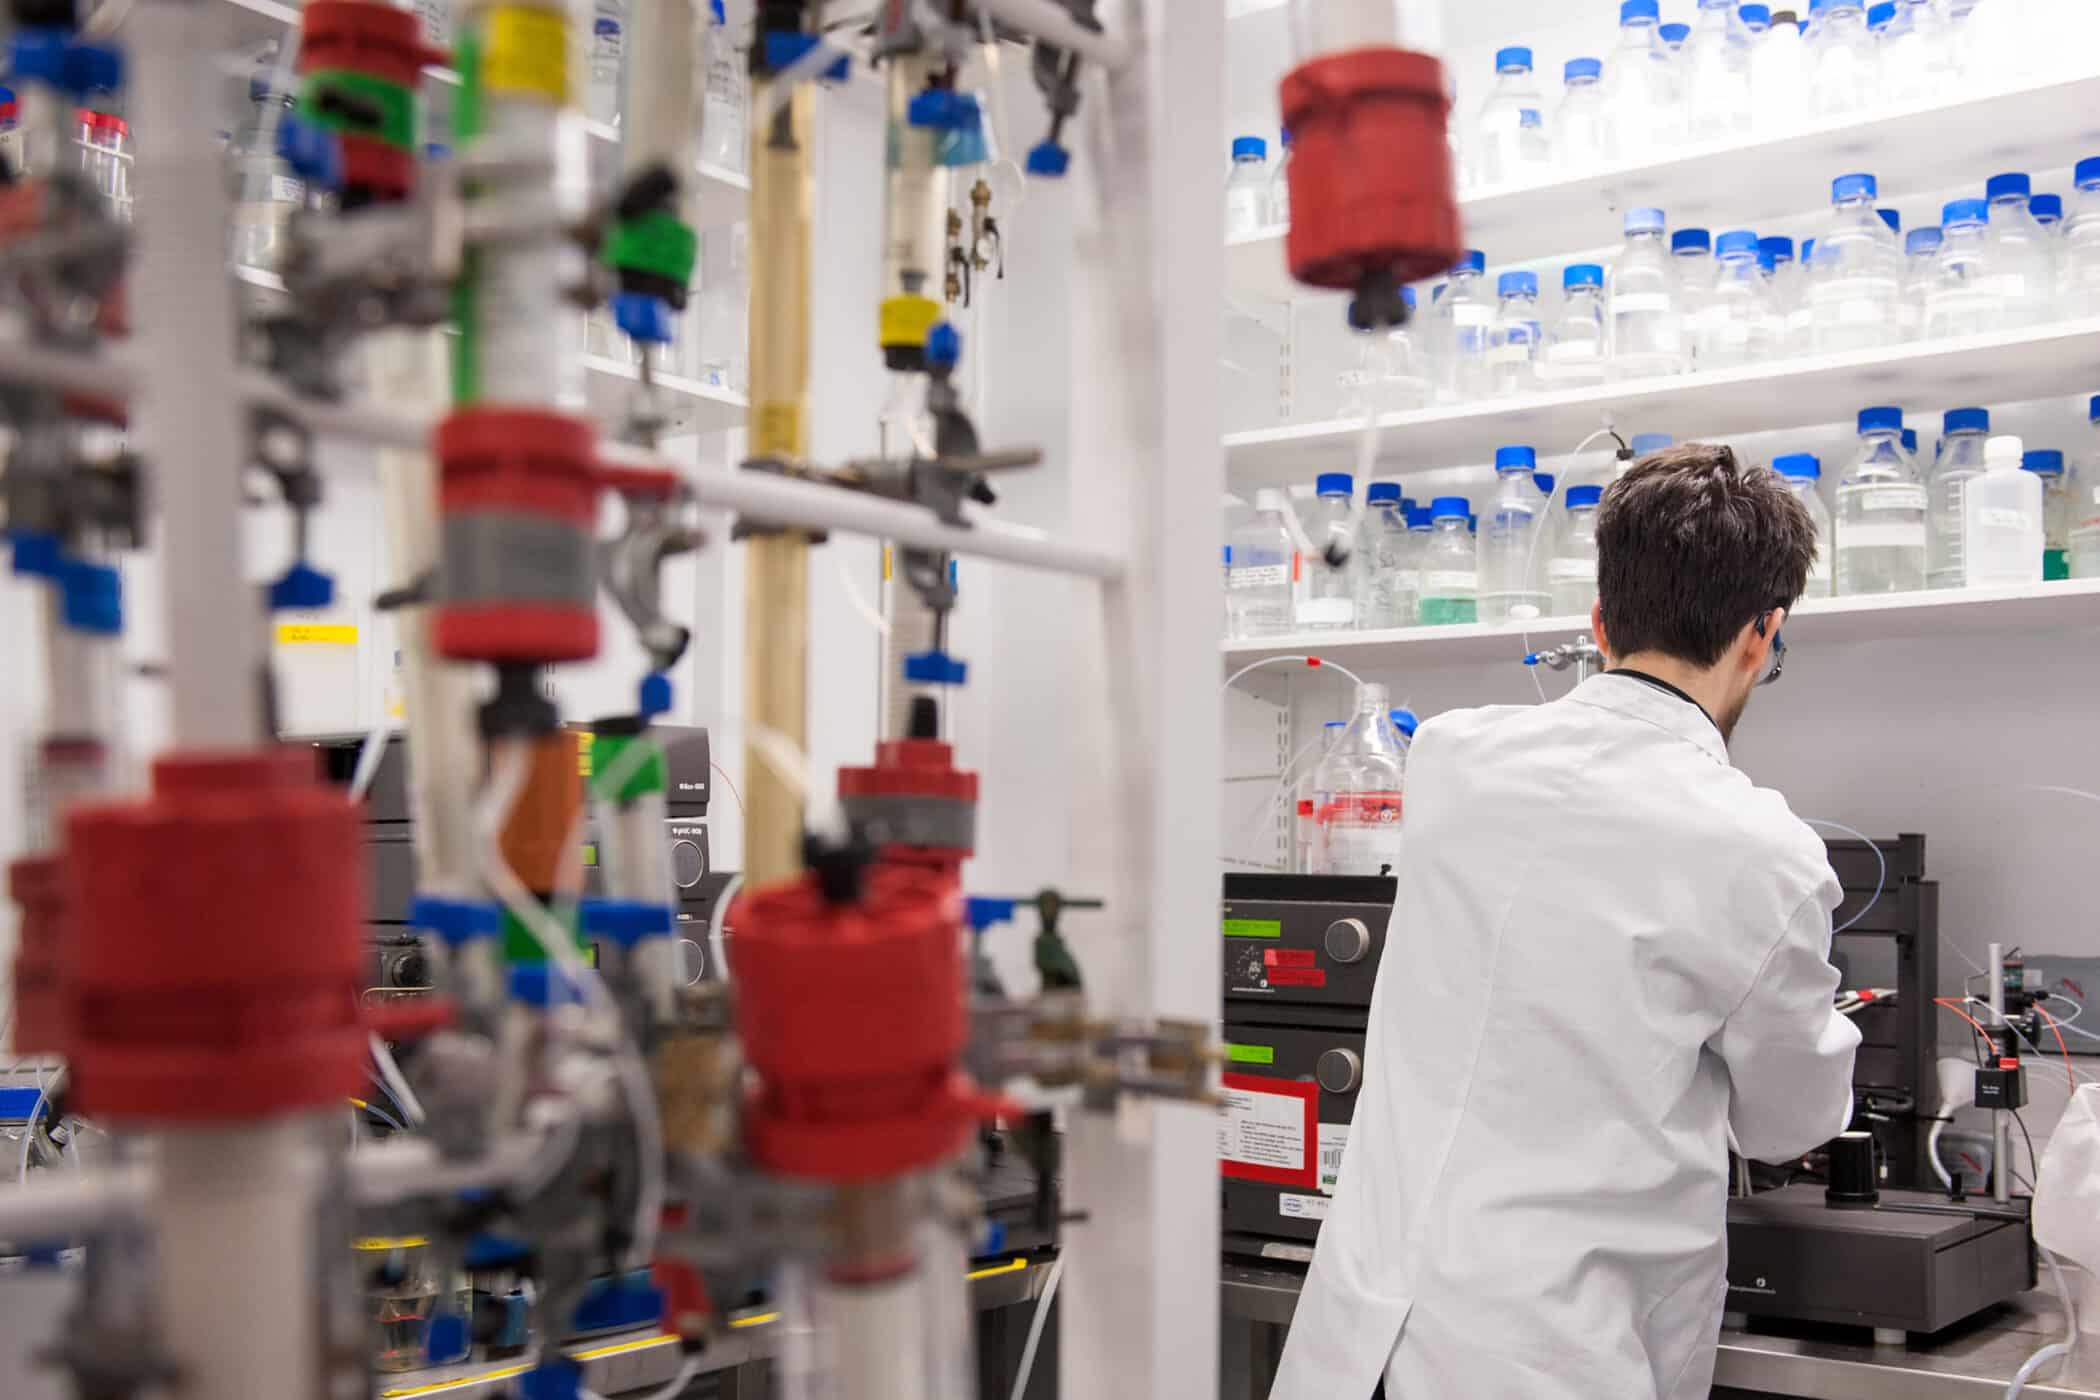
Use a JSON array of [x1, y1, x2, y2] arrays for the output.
[[1806, 0, 1878, 118], [1487, 270, 1543, 397], [1983, 171, 2056, 329], [1898, 226, 1942, 336], [2023, 449, 2069, 580], [1927, 406, 1991, 589], [1807, 171, 1900, 352], [2067, 156, 2100, 318], [2074, 396, 2100, 578], [1295, 473, 1358, 631], [1355, 483, 1416, 630], [1384, 286, 1432, 410], [1684, 0, 1753, 141], [1267, 128, 1292, 227], [1962, 435, 2043, 587], [1601, 0, 1686, 162], [1227, 489, 1297, 639], [1836, 404, 1927, 595], [1417, 498, 1479, 625], [1315, 682, 1408, 878], [700, 0, 747, 173], [1437, 250, 1494, 404], [1773, 453, 1835, 596], [1477, 446, 1550, 624], [588, 17, 623, 127], [1923, 198, 2001, 338], [1747, 6, 1809, 132], [1225, 135, 1270, 240], [1474, 46, 1551, 188], [1549, 484, 1604, 615], [1671, 228, 1713, 367], [1700, 229, 1779, 368], [1555, 57, 1609, 173], [1542, 263, 1609, 387], [1608, 207, 1686, 379]]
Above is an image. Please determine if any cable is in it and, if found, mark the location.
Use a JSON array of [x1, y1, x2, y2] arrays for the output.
[[351, 1097, 407, 1135], [2034, 1004, 2077, 1091], [1935, 998, 1996, 1067], [1520, 424, 1625, 702], [1008, 1252, 1064, 1400], [580, 1353, 700, 1400], [347, 720, 393, 803], [1221, 654, 1364, 692], [15, 1078, 51, 1183], [706, 873, 741, 988], [709, 761, 744, 820], [370, 1033, 427, 1125], [2013, 1108, 2040, 1187], [1798, 819, 1886, 936], [2006, 1243, 2077, 1398], [1926, 1116, 1953, 1190], [833, 551, 890, 637]]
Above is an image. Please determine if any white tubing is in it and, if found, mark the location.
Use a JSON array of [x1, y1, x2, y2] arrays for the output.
[[0, 1164, 147, 1242], [1008, 1252, 1065, 1400], [2006, 1245, 2077, 1398], [1927, 1117, 1954, 1190], [977, 0, 1128, 68], [369, 1032, 428, 1126]]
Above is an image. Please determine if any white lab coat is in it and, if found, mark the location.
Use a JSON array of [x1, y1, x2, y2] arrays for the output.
[[1270, 672, 1860, 1400]]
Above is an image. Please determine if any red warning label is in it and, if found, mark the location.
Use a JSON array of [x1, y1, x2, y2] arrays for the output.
[[1264, 948, 1316, 968], [1265, 967, 1327, 987]]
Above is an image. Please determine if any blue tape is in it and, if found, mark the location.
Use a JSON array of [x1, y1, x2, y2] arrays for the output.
[[578, 897, 674, 947]]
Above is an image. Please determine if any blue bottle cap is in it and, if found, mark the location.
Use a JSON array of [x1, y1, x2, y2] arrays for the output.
[[926, 320, 962, 370], [1024, 139, 1070, 177], [1985, 171, 2030, 201], [267, 561, 335, 612], [2030, 194, 2063, 224], [638, 671, 672, 717], [1430, 496, 1470, 520], [595, 16, 619, 34], [1452, 248, 1486, 274], [1942, 197, 1988, 225], [1564, 56, 1602, 81], [1659, 21, 1690, 42], [1943, 406, 1988, 434], [1315, 472, 1353, 496], [1831, 172, 1877, 202], [1494, 445, 1537, 472], [2091, 394, 2099, 423], [1867, 2, 1895, 25], [1566, 484, 1605, 507], [1534, 473, 1557, 496], [1279, 127, 1292, 147], [1230, 135, 1266, 161], [1856, 406, 1903, 434], [1905, 226, 1943, 254], [1802, 238, 1816, 259], [59, 558, 122, 634], [1758, 235, 1794, 262], [1671, 228, 1711, 253], [1630, 432, 1673, 454], [1497, 269, 1538, 298], [1563, 262, 1604, 289], [1400, 496, 1419, 513], [1624, 206, 1666, 235], [1902, 427, 1918, 455], [2078, 156, 2100, 189], [903, 649, 968, 685], [1621, 0, 1661, 20], [1739, 2, 1773, 21], [1757, 250, 1777, 275], [611, 291, 673, 345], [1366, 482, 1402, 504], [1876, 207, 1900, 232], [1406, 507, 1433, 529], [1716, 229, 1759, 256], [711, 0, 725, 20], [2022, 450, 2064, 475], [1390, 708, 1420, 738], [1495, 46, 1533, 70], [1773, 452, 1820, 479], [1401, 284, 1418, 310]]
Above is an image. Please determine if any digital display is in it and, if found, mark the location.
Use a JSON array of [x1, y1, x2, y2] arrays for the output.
[[1222, 917, 1282, 939]]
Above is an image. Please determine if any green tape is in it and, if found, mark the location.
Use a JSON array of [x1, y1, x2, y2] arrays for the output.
[[299, 68, 419, 150], [589, 733, 666, 804], [603, 210, 698, 287], [502, 903, 584, 963], [449, 31, 483, 405], [1224, 1042, 1275, 1065], [1223, 917, 1282, 939]]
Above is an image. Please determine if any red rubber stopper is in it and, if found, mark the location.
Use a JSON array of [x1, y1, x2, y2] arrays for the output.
[[298, 0, 445, 86], [1280, 48, 1463, 295], [836, 738, 979, 803], [339, 132, 417, 203]]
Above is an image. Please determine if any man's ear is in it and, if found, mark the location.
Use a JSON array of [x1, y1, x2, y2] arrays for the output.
[[1591, 600, 1610, 661]]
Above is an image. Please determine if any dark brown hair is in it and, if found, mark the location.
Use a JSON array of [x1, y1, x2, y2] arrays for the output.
[[1595, 443, 1816, 667]]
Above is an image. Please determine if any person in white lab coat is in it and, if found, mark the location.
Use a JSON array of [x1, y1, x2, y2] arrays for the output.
[[1270, 444, 1862, 1400]]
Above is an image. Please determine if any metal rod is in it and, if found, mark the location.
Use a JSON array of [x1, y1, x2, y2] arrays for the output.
[[1990, 940, 2010, 1204], [977, 0, 1130, 69]]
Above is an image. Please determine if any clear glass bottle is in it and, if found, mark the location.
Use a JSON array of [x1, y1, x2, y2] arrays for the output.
[[2023, 449, 2069, 580], [1354, 483, 1415, 630], [1403, 506, 1434, 618], [1487, 270, 1543, 397], [1923, 198, 2000, 338], [2067, 156, 2100, 318], [1879, 0, 1942, 101], [227, 52, 304, 276], [1542, 262, 1609, 386], [1807, 171, 1901, 351], [1747, 6, 1809, 133], [1700, 229, 1778, 368], [1608, 206, 1686, 379], [1836, 404, 1927, 595], [696, 220, 750, 392], [1602, 0, 1686, 162], [1806, 0, 1878, 118], [1314, 682, 1408, 878], [700, 0, 747, 173], [588, 17, 623, 127], [1684, 0, 1753, 141], [1227, 489, 1298, 639], [1956, 0, 2020, 87], [1225, 135, 1270, 239], [1671, 228, 1713, 367], [1984, 171, 2056, 329], [1474, 45, 1551, 188], [1758, 235, 1811, 352], [1267, 127, 1293, 227], [1898, 225, 1942, 336], [1927, 406, 1991, 589], [1774, 453, 1835, 596], [1436, 249, 1494, 404], [1963, 434, 2042, 587], [1417, 497, 1479, 625], [1384, 285, 1432, 409], [1295, 473, 1358, 631], [1477, 446, 1550, 624], [2070, 396, 2100, 578], [1549, 484, 1604, 615], [1555, 57, 1608, 172], [0, 88, 18, 180]]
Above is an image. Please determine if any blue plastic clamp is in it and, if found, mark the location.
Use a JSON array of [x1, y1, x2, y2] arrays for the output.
[[411, 894, 501, 945], [611, 291, 674, 346], [572, 1269, 665, 1333], [275, 113, 344, 191], [1025, 140, 1070, 177], [925, 321, 962, 371], [762, 31, 850, 83], [638, 671, 673, 718], [462, 1232, 535, 1270], [974, 1218, 1009, 1260], [578, 897, 674, 947], [520, 1358, 583, 1400], [10, 530, 62, 580], [907, 86, 968, 130], [903, 649, 967, 686], [937, 97, 989, 166], [423, 1311, 471, 1365], [57, 557, 122, 635], [268, 561, 336, 612], [965, 896, 1018, 934], [507, 962, 583, 1009], [8, 31, 123, 99]]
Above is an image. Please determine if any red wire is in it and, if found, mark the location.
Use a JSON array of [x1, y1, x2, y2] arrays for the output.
[[2034, 1003, 2077, 1092], [710, 761, 745, 820], [1935, 997, 1998, 1061]]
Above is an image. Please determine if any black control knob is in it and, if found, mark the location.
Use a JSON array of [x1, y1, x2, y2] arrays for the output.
[[671, 838, 705, 888], [1323, 917, 1371, 964], [1316, 1047, 1363, 1095]]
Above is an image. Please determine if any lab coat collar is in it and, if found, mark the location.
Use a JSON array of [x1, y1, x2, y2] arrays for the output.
[[1566, 671, 1732, 767]]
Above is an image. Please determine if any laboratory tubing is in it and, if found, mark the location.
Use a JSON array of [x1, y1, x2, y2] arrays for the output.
[[1928, 406, 1991, 589], [1807, 172, 1900, 352], [2070, 397, 2100, 578], [1437, 249, 1494, 404], [1383, 285, 1431, 409], [1542, 263, 1608, 386], [2065, 156, 2100, 317], [1684, 0, 1753, 141], [1601, 0, 1686, 163], [1296, 473, 1358, 631], [1773, 454, 1834, 596], [1227, 489, 1298, 639], [1549, 485, 1604, 615], [588, 17, 623, 128], [1267, 127, 1293, 227], [1418, 497, 1479, 625], [1747, 5, 1809, 133], [699, 0, 747, 173], [1225, 135, 1270, 239], [1355, 482, 1415, 630], [1474, 46, 1550, 189], [1700, 229, 1778, 368], [1898, 226, 1942, 336], [1477, 446, 1551, 625], [1836, 404, 1928, 595], [2023, 450, 2069, 580], [1962, 435, 2042, 587], [1488, 270, 1542, 397], [1556, 57, 1608, 173], [1806, 0, 1878, 119], [1608, 207, 1686, 380], [1923, 199, 1999, 338], [1314, 682, 1407, 877], [1672, 228, 1713, 367], [1983, 172, 2056, 329]]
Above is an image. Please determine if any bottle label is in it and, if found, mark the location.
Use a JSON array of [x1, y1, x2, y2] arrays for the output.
[[1855, 485, 1926, 512], [1547, 558, 1597, 581], [1612, 293, 1672, 314], [269, 174, 305, 203], [1976, 507, 2032, 531], [1296, 598, 1354, 627], [1319, 792, 1404, 828], [1486, 343, 1536, 366], [1453, 304, 1494, 327], [1542, 342, 1600, 364], [1842, 521, 1926, 550], [1229, 564, 1289, 589], [1422, 570, 1478, 592]]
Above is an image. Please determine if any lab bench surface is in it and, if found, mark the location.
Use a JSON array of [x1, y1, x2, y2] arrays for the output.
[[1222, 1261, 2100, 1400]]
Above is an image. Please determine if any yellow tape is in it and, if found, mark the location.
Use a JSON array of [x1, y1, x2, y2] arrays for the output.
[[882, 544, 892, 582], [965, 1258, 1029, 1281], [878, 294, 941, 350], [575, 728, 593, 776], [753, 401, 804, 461], [353, 1235, 431, 1252], [276, 622, 358, 645], [481, 6, 568, 101]]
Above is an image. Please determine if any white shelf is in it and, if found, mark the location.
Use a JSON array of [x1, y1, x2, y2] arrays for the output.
[[1220, 579, 2100, 671], [582, 355, 747, 435], [1222, 316, 2100, 486], [1225, 73, 2100, 306]]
